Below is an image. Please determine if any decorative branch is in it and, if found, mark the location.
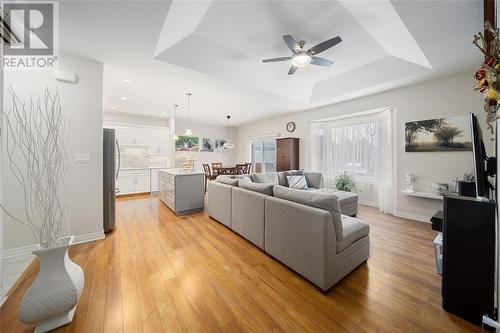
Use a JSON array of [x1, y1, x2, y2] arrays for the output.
[[1, 86, 69, 248]]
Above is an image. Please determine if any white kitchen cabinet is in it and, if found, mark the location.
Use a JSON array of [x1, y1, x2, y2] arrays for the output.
[[116, 172, 135, 195], [158, 169, 204, 215], [116, 169, 151, 195], [115, 127, 135, 145], [149, 128, 170, 155], [150, 169, 159, 192], [134, 128, 150, 146], [115, 126, 150, 146], [135, 173, 151, 192]]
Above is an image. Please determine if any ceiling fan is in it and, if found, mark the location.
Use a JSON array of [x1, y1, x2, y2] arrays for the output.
[[262, 34, 342, 75]]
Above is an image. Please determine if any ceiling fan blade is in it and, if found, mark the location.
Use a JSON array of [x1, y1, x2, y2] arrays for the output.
[[288, 65, 298, 75], [283, 35, 300, 53], [311, 56, 333, 67], [308, 36, 342, 55], [262, 56, 292, 63]]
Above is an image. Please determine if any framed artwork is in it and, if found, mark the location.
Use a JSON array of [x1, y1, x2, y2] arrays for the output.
[[405, 115, 472, 152], [215, 139, 227, 151], [200, 138, 214, 152], [175, 136, 199, 152]]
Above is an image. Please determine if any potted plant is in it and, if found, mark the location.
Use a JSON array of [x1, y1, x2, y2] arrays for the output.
[[1, 87, 84, 333], [335, 172, 360, 193]]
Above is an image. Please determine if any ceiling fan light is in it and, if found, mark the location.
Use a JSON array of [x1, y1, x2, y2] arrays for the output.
[[291, 52, 312, 68]]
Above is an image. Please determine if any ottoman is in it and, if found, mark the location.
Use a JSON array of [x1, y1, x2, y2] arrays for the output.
[[314, 188, 359, 216]]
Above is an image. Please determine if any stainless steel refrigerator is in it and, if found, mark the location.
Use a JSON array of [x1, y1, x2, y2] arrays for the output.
[[103, 128, 120, 232]]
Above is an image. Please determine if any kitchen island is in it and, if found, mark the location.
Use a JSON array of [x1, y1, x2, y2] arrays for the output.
[[158, 169, 205, 215]]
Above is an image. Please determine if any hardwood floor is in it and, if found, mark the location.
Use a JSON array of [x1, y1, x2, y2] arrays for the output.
[[1, 195, 479, 332]]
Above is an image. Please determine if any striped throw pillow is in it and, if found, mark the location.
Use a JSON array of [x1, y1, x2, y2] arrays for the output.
[[286, 175, 308, 190]]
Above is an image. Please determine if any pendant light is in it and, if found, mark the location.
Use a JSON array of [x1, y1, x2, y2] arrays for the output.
[[185, 92, 193, 136], [172, 104, 179, 141], [223, 115, 234, 149]]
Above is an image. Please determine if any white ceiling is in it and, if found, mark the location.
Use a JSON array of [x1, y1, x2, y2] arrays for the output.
[[60, 1, 483, 126]]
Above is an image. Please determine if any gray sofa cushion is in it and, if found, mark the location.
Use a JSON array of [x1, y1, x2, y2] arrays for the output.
[[216, 175, 250, 186], [273, 185, 343, 241], [304, 172, 323, 189], [314, 188, 358, 205], [238, 180, 274, 196], [337, 215, 370, 252], [251, 172, 279, 185]]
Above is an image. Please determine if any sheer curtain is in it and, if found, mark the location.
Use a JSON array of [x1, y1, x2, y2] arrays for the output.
[[310, 108, 393, 213]]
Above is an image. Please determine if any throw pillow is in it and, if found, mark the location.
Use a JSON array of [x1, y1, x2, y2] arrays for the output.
[[216, 175, 239, 186], [283, 170, 305, 187], [238, 180, 274, 196], [287, 175, 308, 190], [251, 172, 279, 185]]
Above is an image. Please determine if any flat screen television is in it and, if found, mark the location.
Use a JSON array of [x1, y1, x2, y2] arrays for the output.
[[470, 113, 495, 200]]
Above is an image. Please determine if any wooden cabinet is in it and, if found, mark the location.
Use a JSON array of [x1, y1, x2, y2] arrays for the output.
[[117, 169, 151, 195], [149, 128, 170, 155], [276, 137, 299, 171]]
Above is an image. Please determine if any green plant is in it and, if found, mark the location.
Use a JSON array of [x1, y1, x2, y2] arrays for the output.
[[335, 172, 360, 193], [462, 170, 475, 182]]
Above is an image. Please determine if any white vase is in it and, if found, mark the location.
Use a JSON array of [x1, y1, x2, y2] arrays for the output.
[[19, 236, 84, 333]]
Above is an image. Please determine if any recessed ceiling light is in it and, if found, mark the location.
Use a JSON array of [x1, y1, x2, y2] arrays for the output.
[[122, 79, 131, 83], [121, 97, 128, 101]]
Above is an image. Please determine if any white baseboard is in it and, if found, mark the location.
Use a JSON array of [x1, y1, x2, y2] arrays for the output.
[[1, 229, 105, 260], [2, 243, 38, 263], [1, 230, 105, 304], [393, 210, 432, 223], [73, 230, 105, 245]]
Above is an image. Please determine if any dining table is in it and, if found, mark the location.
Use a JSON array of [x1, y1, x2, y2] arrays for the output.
[[212, 166, 238, 175]]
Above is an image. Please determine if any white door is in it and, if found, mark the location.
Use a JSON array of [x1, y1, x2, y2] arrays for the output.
[[116, 127, 134, 145], [134, 128, 150, 146]]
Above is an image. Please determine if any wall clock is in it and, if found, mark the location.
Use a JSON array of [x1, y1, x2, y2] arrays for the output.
[[286, 121, 296, 133]]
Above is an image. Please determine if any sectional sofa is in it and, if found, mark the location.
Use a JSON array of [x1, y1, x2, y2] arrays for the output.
[[207, 172, 370, 291]]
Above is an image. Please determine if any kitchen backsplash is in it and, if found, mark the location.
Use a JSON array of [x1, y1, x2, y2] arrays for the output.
[[120, 146, 169, 168]]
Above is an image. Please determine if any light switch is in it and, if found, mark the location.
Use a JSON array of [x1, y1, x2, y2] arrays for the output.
[[74, 154, 91, 163]]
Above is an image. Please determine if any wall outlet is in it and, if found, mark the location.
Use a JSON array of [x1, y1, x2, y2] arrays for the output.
[[74, 154, 91, 163]]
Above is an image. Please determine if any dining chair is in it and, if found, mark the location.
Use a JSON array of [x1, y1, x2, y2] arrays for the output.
[[203, 163, 216, 192], [242, 163, 251, 174], [235, 164, 245, 175], [211, 162, 222, 177]]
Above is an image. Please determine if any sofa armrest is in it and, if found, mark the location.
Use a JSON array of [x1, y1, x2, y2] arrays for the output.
[[264, 196, 336, 290], [207, 181, 233, 228]]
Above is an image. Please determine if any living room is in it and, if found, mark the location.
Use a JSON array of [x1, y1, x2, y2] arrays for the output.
[[1, 1, 499, 332]]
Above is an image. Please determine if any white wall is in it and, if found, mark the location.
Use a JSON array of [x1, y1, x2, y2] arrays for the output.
[[175, 119, 238, 170], [2, 53, 104, 250], [237, 71, 491, 221]]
